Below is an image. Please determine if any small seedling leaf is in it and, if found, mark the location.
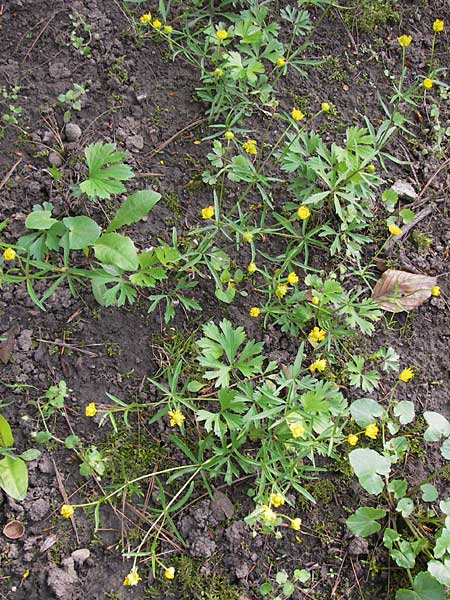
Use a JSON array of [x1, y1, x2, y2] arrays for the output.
[[372, 270, 436, 313], [394, 401, 415, 425], [421, 483, 438, 502], [346, 506, 386, 537], [423, 412, 450, 442], [349, 448, 391, 495]]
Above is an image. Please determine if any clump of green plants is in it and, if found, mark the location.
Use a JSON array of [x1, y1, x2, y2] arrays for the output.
[[342, 0, 398, 32], [0, 85, 23, 138], [57, 82, 89, 123], [69, 11, 92, 57]]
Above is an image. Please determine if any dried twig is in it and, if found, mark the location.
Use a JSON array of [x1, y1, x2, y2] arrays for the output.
[[144, 117, 206, 159], [0, 159, 22, 192], [413, 157, 450, 208], [52, 458, 80, 544], [22, 12, 58, 63], [384, 206, 433, 252], [36, 338, 98, 357]]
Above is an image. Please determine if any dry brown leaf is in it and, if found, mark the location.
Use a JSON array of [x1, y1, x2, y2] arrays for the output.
[[371, 269, 436, 313], [0, 326, 19, 364]]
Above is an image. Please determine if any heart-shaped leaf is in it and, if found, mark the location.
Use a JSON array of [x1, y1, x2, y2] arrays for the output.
[[349, 448, 391, 495], [372, 270, 436, 313]]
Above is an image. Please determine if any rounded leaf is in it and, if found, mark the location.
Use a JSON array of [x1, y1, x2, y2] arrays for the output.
[[63, 216, 100, 249], [94, 233, 138, 271]]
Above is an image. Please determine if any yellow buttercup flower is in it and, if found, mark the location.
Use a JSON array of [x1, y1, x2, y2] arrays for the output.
[[270, 492, 285, 508], [224, 131, 234, 140], [261, 505, 277, 524], [297, 205, 310, 220], [164, 567, 175, 580], [275, 284, 288, 298], [308, 326, 326, 344], [213, 67, 224, 77], [309, 358, 327, 373], [201, 205, 214, 219], [123, 568, 141, 586], [397, 34, 412, 47], [216, 29, 228, 40], [250, 307, 261, 318], [243, 139, 257, 154], [388, 224, 402, 236], [3, 248, 16, 261], [365, 423, 379, 440], [433, 19, 444, 32], [347, 434, 358, 446], [289, 422, 305, 438], [431, 285, 441, 297], [247, 261, 256, 273], [168, 408, 185, 427], [287, 271, 299, 285], [423, 78, 433, 89], [152, 19, 162, 29], [85, 402, 97, 417], [321, 102, 331, 112], [242, 232, 254, 243], [291, 107, 305, 121], [163, 25, 173, 34], [311, 296, 319, 305], [139, 12, 152, 24], [276, 56, 286, 67], [291, 517, 302, 531], [367, 164, 376, 173], [399, 367, 414, 382], [60, 504, 74, 519]]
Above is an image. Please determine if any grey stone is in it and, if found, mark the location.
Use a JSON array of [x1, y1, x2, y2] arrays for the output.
[[71, 548, 91, 564], [29, 498, 50, 521], [39, 455, 55, 474], [48, 152, 63, 167], [17, 329, 33, 352], [47, 558, 78, 600], [126, 134, 144, 151], [392, 179, 418, 200], [65, 123, 82, 142]]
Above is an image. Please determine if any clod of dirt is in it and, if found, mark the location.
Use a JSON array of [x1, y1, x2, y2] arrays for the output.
[[211, 489, 234, 521], [3, 520, 25, 540], [28, 497, 50, 521], [17, 329, 33, 352], [47, 557, 79, 600], [65, 123, 82, 143], [190, 535, 217, 558], [348, 536, 369, 556], [372, 269, 437, 312], [48, 152, 63, 167], [71, 548, 91, 564], [392, 179, 418, 200], [126, 134, 144, 151], [225, 520, 247, 548], [38, 454, 55, 474]]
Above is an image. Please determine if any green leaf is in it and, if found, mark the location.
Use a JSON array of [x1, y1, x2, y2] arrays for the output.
[[0, 455, 28, 500], [346, 506, 386, 537], [19, 449, 41, 461], [0, 414, 14, 447], [349, 448, 391, 495], [350, 397, 384, 427], [424, 412, 450, 442], [62, 216, 100, 249], [400, 208, 415, 224], [396, 497, 414, 517], [106, 190, 161, 232], [428, 559, 450, 586], [275, 571, 288, 585], [25, 210, 58, 230], [79, 142, 134, 199], [396, 571, 446, 600], [35, 431, 52, 443], [421, 483, 438, 502], [388, 479, 408, 499], [259, 583, 272, 596], [394, 401, 415, 425], [94, 233, 138, 271], [440, 438, 450, 460], [434, 528, 450, 558]]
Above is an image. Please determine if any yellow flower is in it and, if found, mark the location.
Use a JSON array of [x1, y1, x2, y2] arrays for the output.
[[311, 296, 319, 305], [291, 107, 305, 121], [297, 205, 310, 220], [423, 78, 433, 89], [275, 284, 288, 298], [309, 358, 327, 373], [163, 25, 173, 34], [85, 402, 97, 417], [243, 139, 257, 154], [242, 232, 254, 243], [397, 34, 412, 47], [168, 408, 185, 427], [431, 285, 441, 297], [347, 434, 359, 446], [139, 12, 152, 24], [123, 568, 141, 586], [365, 423, 379, 440], [224, 131, 234, 140], [250, 307, 261, 318], [388, 224, 402, 236], [276, 56, 286, 67], [152, 19, 162, 29], [287, 271, 299, 285], [270, 492, 285, 508], [291, 517, 302, 531], [216, 29, 228, 40], [213, 67, 224, 77], [60, 504, 74, 519], [164, 567, 175, 580], [201, 205, 214, 219], [3, 248, 16, 261], [289, 422, 305, 438], [308, 326, 326, 344], [321, 102, 331, 112], [433, 19, 444, 32], [399, 367, 414, 382], [247, 261, 256, 273], [261, 505, 277, 524], [366, 164, 376, 173]]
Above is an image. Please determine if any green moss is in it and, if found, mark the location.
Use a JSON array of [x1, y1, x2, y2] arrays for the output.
[[108, 55, 129, 84], [341, 0, 399, 32], [411, 230, 433, 252], [144, 554, 239, 600], [319, 56, 348, 83]]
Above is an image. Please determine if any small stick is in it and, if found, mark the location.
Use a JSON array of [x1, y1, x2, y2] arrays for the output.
[[0, 159, 22, 191], [384, 206, 433, 252], [52, 458, 80, 544], [22, 12, 58, 63], [36, 338, 98, 357], [144, 117, 206, 159], [135, 172, 165, 178], [413, 157, 450, 208]]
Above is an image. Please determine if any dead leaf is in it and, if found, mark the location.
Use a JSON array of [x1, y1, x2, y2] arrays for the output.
[[0, 326, 19, 364], [371, 269, 436, 313]]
